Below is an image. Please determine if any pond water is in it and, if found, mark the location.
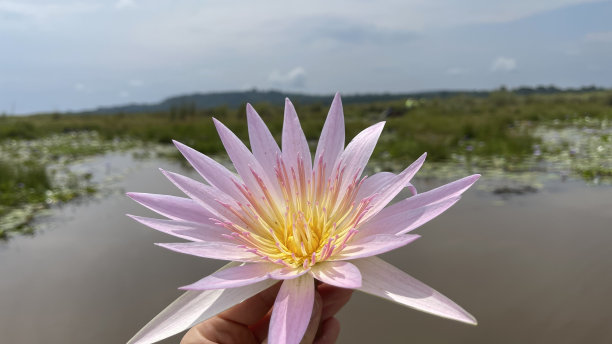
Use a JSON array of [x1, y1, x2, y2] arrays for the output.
[[0, 153, 611, 343]]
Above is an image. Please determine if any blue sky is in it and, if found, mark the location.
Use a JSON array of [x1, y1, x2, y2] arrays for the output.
[[1, 0, 611, 114]]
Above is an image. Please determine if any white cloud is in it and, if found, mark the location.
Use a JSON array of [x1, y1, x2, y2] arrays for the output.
[[119, 90, 130, 98], [447, 67, 468, 75], [128, 79, 143, 87], [115, 0, 135, 10], [0, 1, 100, 19], [268, 67, 307, 88], [430, 0, 599, 25], [74, 82, 96, 94], [586, 64, 604, 71], [491, 57, 517, 72], [563, 48, 581, 56], [2, 0, 609, 114], [584, 31, 612, 43], [124, 0, 598, 60]]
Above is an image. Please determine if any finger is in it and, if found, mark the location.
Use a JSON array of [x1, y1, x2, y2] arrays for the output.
[[181, 323, 211, 344], [182, 282, 282, 344], [317, 284, 354, 320], [181, 317, 257, 344], [249, 309, 272, 342], [300, 291, 323, 344], [217, 281, 282, 326], [313, 317, 341, 344]]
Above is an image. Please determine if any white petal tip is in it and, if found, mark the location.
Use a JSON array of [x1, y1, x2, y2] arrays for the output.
[[432, 304, 478, 326], [459, 314, 478, 326], [462, 174, 481, 186]]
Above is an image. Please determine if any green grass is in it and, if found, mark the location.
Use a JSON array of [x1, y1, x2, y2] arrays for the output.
[[2, 90, 610, 161], [0, 160, 50, 209], [1, 89, 611, 238]]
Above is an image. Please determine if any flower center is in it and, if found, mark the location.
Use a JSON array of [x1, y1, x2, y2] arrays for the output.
[[217, 154, 373, 269]]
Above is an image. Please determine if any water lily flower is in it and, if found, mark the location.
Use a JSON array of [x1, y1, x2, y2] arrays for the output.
[[127, 94, 479, 344]]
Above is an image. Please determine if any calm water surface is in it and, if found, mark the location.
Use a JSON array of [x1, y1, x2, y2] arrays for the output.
[[0, 153, 611, 343]]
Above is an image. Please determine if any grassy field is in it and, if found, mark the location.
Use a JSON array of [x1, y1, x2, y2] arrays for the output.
[[1, 90, 611, 237], [2, 90, 610, 159]]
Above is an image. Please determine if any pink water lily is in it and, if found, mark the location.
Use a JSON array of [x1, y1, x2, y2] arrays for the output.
[[127, 94, 479, 344]]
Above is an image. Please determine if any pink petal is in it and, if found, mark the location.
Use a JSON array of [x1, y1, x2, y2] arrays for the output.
[[333, 122, 385, 196], [268, 267, 310, 280], [126, 192, 214, 223], [361, 153, 426, 223], [310, 261, 362, 288], [160, 169, 240, 223], [268, 274, 315, 344], [180, 263, 280, 290], [246, 103, 282, 183], [356, 172, 395, 199], [361, 174, 480, 234], [314, 93, 345, 180], [127, 215, 232, 243], [356, 172, 418, 201], [354, 196, 461, 239], [352, 256, 477, 325], [330, 234, 420, 260], [128, 263, 276, 344], [394, 174, 480, 210], [407, 183, 418, 196], [213, 118, 281, 201], [282, 98, 312, 178], [172, 140, 246, 202], [156, 242, 263, 262]]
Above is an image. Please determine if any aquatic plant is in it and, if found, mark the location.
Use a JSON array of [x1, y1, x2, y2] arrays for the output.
[[0, 132, 138, 237], [127, 94, 479, 344]]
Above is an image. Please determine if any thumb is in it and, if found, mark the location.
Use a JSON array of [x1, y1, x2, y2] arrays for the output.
[[300, 290, 323, 344]]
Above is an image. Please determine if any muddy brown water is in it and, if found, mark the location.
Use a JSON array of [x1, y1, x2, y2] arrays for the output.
[[0, 153, 611, 343]]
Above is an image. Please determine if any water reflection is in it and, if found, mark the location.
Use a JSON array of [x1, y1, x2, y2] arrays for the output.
[[0, 153, 610, 343]]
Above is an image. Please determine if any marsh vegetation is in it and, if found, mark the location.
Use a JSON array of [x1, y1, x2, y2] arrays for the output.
[[0, 89, 610, 237]]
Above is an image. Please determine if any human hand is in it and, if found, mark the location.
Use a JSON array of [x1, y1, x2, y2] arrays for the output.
[[180, 282, 353, 344]]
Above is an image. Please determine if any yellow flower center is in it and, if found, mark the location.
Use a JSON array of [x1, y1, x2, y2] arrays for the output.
[[218, 154, 372, 268]]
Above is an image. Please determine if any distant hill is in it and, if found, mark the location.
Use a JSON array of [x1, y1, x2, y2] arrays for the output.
[[83, 90, 467, 115], [81, 86, 604, 115]]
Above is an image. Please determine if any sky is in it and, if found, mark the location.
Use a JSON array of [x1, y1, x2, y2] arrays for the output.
[[1, 0, 611, 114]]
